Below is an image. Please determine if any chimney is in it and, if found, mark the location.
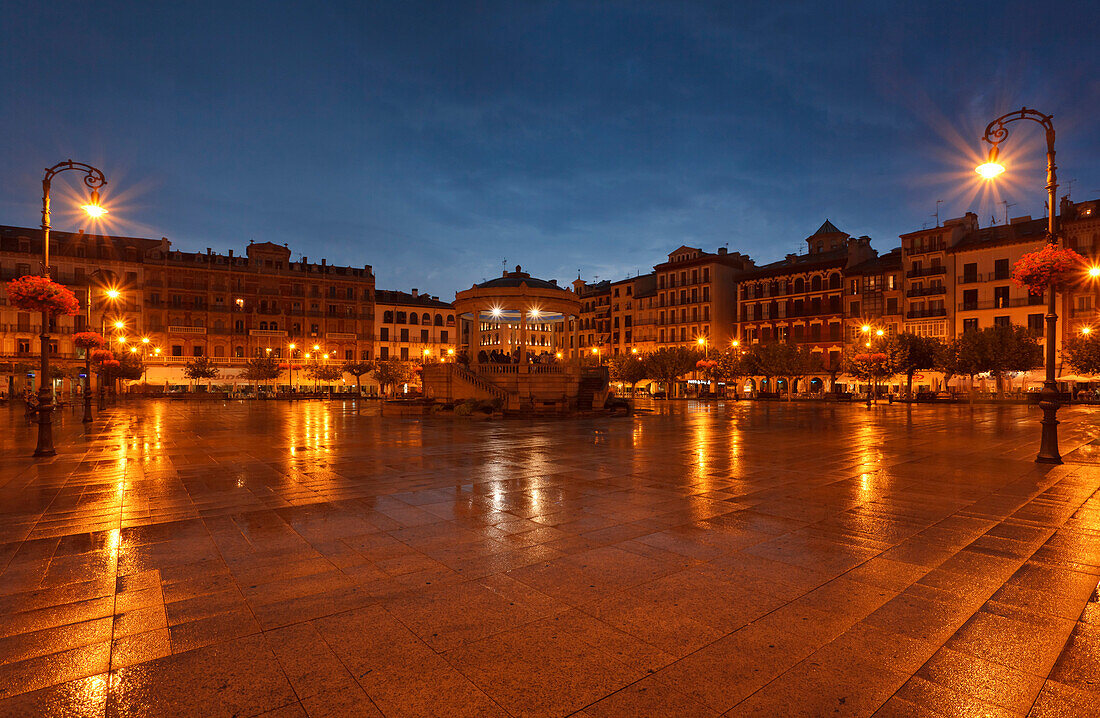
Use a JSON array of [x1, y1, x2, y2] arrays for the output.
[[228, 249, 234, 259], [717, 247, 727, 255], [550, 279, 558, 286], [411, 288, 418, 298], [77, 229, 84, 235]]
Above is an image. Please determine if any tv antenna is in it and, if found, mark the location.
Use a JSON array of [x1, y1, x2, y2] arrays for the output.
[[1065, 178, 1077, 199], [932, 199, 943, 228], [1001, 200, 1016, 225]]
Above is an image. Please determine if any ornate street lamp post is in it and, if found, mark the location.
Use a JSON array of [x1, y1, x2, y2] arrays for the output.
[[36, 161, 108, 457], [977, 108, 1061, 463]]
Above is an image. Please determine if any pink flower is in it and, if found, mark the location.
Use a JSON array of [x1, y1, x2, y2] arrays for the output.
[[6, 275, 81, 316]]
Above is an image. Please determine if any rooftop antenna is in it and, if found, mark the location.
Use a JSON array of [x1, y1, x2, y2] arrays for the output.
[[932, 199, 943, 228], [1065, 178, 1077, 199], [1001, 200, 1016, 225]]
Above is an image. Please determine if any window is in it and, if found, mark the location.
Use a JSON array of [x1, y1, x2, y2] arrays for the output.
[[962, 263, 978, 283], [441, 330, 448, 343], [380, 346, 389, 360], [172, 345, 183, 357], [1027, 313, 1044, 336], [886, 298, 897, 315], [962, 289, 978, 311], [17, 339, 30, 353], [193, 345, 203, 357], [345, 349, 354, 360], [396, 312, 406, 324], [400, 347, 409, 360], [421, 329, 429, 342], [400, 328, 409, 342], [994, 316, 1010, 328], [410, 313, 418, 325], [380, 327, 389, 341], [993, 286, 1010, 309], [963, 318, 978, 333], [422, 313, 430, 324], [994, 258, 1010, 280], [383, 311, 393, 323]]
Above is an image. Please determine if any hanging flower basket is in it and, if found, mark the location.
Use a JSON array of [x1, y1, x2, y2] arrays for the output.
[[90, 349, 115, 364], [1012, 244, 1086, 295], [101, 359, 121, 371], [73, 331, 106, 350], [696, 359, 717, 369], [6, 275, 81, 315]]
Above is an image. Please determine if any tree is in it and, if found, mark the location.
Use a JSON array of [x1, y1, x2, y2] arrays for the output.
[[372, 360, 417, 397], [983, 324, 1042, 395], [342, 360, 376, 396], [887, 333, 943, 397], [842, 348, 897, 403], [608, 354, 648, 396], [240, 356, 283, 392], [183, 356, 220, 387], [305, 362, 343, 390], [643, 347, 699, 398], [744, 342, 810, 399], [1064, 332, 1100, 376]]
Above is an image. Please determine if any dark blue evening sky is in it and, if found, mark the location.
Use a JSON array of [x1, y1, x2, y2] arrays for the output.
[[2, 1, 1097, 296]]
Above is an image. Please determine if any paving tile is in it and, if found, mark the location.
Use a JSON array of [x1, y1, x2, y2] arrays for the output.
[[1, 401, 1099, 716]]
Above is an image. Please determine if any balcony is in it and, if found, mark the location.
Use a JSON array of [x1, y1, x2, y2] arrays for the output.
[[906, 308, 947, 319], [956, 298, 1033, 311], [168, 326, 208, 335], [904, 242, 946, 256], [906, 266, 947, 279], [906, 286, 946, 298]]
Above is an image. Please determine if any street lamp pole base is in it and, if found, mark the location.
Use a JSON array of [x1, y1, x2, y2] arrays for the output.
[[1036, 398, 1062, 464]]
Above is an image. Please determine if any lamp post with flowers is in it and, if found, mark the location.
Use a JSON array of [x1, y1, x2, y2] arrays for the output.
[[9, 161, 107, 455], [976, 108, 1079, 463], [72, 332, 106, 423]]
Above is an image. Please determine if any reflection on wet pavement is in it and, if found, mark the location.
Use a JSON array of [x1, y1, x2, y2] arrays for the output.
[[0, 399, 1098, 716]]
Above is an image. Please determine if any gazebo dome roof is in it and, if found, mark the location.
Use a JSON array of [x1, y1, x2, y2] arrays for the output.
[[475, 266, 562, 291]]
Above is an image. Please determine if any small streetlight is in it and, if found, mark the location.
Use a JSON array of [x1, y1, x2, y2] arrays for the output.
[[631, 347, 638, 354], [265, 347, 272, 354], [876, 329, 885, 337], [117, 336, 128, 344], [1089, 267, 1100, 278], [106, 288, 121, 300], [114, 320, 125, 330], [313, 344, 320, 351], [861, 325, 871, 333], [153, 347, 161, 355], [731, 339, 740, 348], [141, 337, 150, 345], [129, 346, 137, 354], [1081, 327, 1092, 335]]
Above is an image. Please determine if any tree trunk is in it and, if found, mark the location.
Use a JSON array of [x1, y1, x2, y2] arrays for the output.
[[907, 372, 913, 399]]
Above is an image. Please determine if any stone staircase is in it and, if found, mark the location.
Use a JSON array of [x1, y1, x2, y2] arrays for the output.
[[450, 364, 511, 404]]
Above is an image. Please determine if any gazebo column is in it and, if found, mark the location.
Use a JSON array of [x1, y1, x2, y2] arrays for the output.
[[469, 311, 482, 364], [519, 307, 528, 364]]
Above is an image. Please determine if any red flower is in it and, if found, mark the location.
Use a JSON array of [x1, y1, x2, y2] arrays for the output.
[[6, 275, 81, 316], [1012, 244, 1086, 295], [101, 359, 121, 369], [73, 331, 106, 350], [90, 349, 114, 364]]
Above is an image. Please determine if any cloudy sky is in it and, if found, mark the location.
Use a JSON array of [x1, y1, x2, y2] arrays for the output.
[[2, 1, 1097, 296]]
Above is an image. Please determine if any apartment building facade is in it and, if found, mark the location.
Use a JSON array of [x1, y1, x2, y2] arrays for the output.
[[653, 246, 753, 350], [374, 289, 457, 362]]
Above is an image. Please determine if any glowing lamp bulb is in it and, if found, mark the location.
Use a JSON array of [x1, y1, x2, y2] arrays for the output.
[[861, 325, 871, 333], [592, 348, 599, 355], [976, 161, 1005, 179], [141, 337, 149, 344], [106, 289, 120, 300], [1083, 327, 1092, 335], [129, 347, 137, 353], [81, 190, 108, 218], [1089, 267, 1100, 278], [876, 329, 884, 336], [114, 320, 124, 329], [697, 337, 706, 345]]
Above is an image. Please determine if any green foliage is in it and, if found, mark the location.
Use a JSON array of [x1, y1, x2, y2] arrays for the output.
[[372, 360, 417, 395], [183, 356, 220, 381], [1064, 332, 1100, 375], [887, 333, 942, 381], [938, 325, 1042, 395], [341, 360, 375, 378], [305, 362, 343, 383], [239, 355, 283, 382], [643, 347, 700, 397], [608, 354, 647, 388]]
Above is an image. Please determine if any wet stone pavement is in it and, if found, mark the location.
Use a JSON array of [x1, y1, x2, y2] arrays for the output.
[[0, 399, 1098, 717]]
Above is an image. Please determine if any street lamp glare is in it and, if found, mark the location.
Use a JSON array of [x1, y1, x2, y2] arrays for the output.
[[975, 161, 1005, 179], [696, 337, 706, 345], [117, 336, 127, 344], [141, 337, 149, 344], [105, 288, 120, 300], [861, 325, 871, 333], [976, 145, 1004, 179], [288, 343, 296, 350], [113, 320, 125, 329], [81, 190, 108, 217], [1082, 327, 1092, 335], [876, 329, 884, 336], [1089, 267, 1100, 278], [129, 347, 137, 353]]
